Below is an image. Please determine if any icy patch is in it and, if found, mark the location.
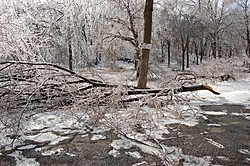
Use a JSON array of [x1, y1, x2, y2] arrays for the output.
[[66, 152, 77, 157], [23, 111, 87, 135], [204, 138, 225, 149], [207, 124, 221, 127], [91, 134, 107, 141], [23, 132, 70, 145], [238, 149, 250, 155], [231, 112, 250, 120], [9, 151, 40, 166], [216, 156, 230, 161], [91, 126, 110, 134], [108, 149, 120, 157], [145, 125, 169, 140], [17, 145, 36, 150], [110, 139, 133, 150], [126, 151, 142, 159], [202, 111, 227, 116], [110, 137, 212, 165], [193, 81, 250, 105], [132, 161, 148, 166], [41, 148, 63, 156]]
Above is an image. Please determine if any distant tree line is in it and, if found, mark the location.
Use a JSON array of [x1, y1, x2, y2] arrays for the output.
[[1, 0, 249, 71]]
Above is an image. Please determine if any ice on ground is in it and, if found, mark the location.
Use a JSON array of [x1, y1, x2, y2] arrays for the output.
[[108, 149, 120, 157], [132, 161, 148, 166], [126, 151, 142, 159], [66, 152, 77, 157], [202, 111, 227, 115], [91, 134, 107, 140], [109, 137, 213, 165], [17, 145, 36, 150], [207, 124, 221, 127], [41, 148, 64, 156], [204, 138, 225, 149], [193, 81, 250, 105], [238, 149, 250, 155], [216, 156, 230, 161], [9, 151, 40, 166], [231, 112, 250, 120], [23, 111, 87, 134], [23, 132, 70, 145]]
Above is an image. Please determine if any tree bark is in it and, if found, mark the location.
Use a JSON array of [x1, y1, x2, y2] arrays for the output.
[[167, 39, 171, 67], [137, 0, 153, 88], [186, 39, 190, 68], [181, 37, 185, 71], [68, 40, 73, 71]]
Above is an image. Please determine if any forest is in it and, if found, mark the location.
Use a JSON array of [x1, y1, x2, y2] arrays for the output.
[[0, 0, 250, 166]]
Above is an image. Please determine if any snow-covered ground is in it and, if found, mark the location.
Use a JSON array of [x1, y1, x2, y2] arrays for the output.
[[0, 63, 249, 166], [194, 81, 250, 106]]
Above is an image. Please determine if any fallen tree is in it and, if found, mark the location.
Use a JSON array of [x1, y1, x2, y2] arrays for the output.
[[0, 61, 220, 110], [0, 61, 221, 150]]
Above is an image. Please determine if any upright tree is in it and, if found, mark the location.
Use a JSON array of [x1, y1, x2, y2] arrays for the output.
[[235, 0, 250, 58], [137, 0, 153, 88]]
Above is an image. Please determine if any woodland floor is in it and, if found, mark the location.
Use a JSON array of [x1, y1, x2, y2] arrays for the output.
[[0, 104, 249, 166]]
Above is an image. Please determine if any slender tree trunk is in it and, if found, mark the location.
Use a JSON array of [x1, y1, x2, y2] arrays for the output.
[[161, 41, 165, 63], [68, 40, 73, 71], [211, 34, 217, 59], [186, 39, 190, 68], [167, 39, 171, 67], [134, 35, 140, 78], [137, 0, 153, 89], [181, 37, 185, 71], [194, 42, 199, 65], [246, 26, 250, 58], [199, 38, 204, 63]]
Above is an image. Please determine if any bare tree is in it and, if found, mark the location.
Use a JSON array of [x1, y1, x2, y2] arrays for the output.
[[235, 0, 250, 58], [103, 0, 144, 75]]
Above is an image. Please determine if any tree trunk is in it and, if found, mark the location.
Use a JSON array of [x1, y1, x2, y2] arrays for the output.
[[137, 0, 153, 89], [161, 41, 165, 63], [211, 35, 217, 59], [68, 40, 73, 71], [181, 37, 185, 71], [246, 26, 250, 58], [199, 38, 204, 63], [186, 40, 190, 68], [167, 39, 171, 67], [134, 36, 140, 78]]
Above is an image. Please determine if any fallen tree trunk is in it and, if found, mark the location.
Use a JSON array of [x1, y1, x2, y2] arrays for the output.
[[125, 85, 220, 95], [120, 84, 220, 102], [0, 61, 220, 110]]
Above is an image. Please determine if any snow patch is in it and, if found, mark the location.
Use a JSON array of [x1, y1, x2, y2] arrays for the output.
[[66, 152, 77, 157], [204, 138, 225, 149], [41, 148, 64, 156], [126, 151, 142, 159], [132, 161, 148, 166], [17, 145, 36, 150], [108, 149, 120, 157], [91, 134, 106, 141], [202, 111, 227, 116], [23, 132, 70, 145], [9, 151, 40, 166], [207, 124, 221, 127], [238, 149, 250, 155]]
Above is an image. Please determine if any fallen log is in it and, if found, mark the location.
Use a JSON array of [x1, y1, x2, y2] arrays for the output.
[[126, 84, 220, 95], [0, 61, 220, 109], [181, 85, 220, 95], [121, 84, 220, 102]]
